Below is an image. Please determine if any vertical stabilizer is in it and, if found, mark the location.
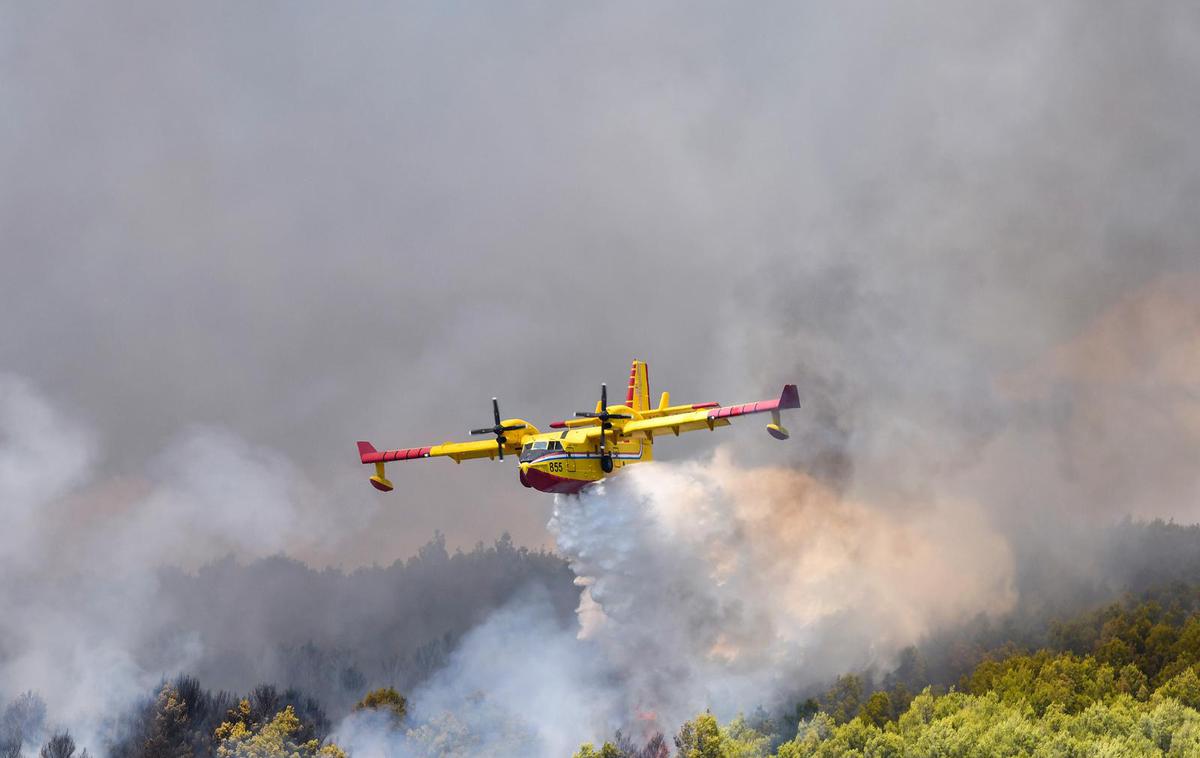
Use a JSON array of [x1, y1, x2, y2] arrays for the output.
[[626, 359, 651, 412]]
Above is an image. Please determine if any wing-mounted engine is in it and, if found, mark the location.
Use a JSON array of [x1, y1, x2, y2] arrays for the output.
[[357, 396, 538, 492], [470, 398, 537, 461], [572, 382, 632, 473]]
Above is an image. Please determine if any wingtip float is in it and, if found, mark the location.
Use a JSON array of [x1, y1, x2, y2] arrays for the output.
[[356, 359, 800, 496]]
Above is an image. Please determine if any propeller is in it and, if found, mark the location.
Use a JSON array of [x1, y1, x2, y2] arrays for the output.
[[470, 397, 526, 461], [575, 383, 631, 471]]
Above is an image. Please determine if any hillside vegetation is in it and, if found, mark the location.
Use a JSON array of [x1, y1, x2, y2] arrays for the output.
[[578, 586, 1200, 757], [8, 522, 1200, 757]]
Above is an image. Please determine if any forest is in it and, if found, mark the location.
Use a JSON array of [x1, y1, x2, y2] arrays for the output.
[[5, 520, 1200, 757], [149, 531, 578, 713], [0, 534, 574, 757], [576, 586, 1200, 756]]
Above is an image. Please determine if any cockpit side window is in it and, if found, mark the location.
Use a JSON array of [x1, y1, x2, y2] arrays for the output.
[[520, 439, 566, 462], [520, 441, 548, 462]]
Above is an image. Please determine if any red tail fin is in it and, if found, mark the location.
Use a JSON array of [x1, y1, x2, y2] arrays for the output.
[[626, 359, 651, 412], [779, 384, 800, 410]]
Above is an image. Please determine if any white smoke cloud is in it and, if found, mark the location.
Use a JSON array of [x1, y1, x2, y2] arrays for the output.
[[0, 375, 95, 567], [552, 451, 1015, 726], [0, 375, 355, 754], [334, 449, 1015, 756], [335, 588, 615, 758]]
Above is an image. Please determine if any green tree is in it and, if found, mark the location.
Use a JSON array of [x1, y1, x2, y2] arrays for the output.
[[40, 733, 87, 758], [143, 685, 193, 758], [674, 712, 722, 758], [857, 691, 891, 728], [571, 742, 624, 758], [214, 703, 345, 758], [1116, 663, 1150, 699], [819, 675, 865, 725], [1154, 666, 1200, 709], [352, 687, 407, 724], [720, 715, 770, 758]]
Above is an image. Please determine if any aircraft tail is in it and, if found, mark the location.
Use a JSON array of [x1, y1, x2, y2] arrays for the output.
[[626, 359, 651, 412]]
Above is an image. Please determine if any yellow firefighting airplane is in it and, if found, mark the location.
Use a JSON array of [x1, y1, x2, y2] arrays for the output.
[[357, 360, 799, 495]]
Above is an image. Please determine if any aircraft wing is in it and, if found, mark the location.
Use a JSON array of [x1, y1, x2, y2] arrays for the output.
[[620, 384, 799, 439], [356, 436, 527, 492], [357, 438, 518, 465]]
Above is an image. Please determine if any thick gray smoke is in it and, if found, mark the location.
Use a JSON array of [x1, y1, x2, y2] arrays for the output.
[[0, 374, 363, 751], [4, 0, 1200, 755], [332, 268, 1200, 753], [4, 0, 1196, 560], [554, 456, 1014, 720], [337, 590, 616, 758], [334, 454, 1015, 755]]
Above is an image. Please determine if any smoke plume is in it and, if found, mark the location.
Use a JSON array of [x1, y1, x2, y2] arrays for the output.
[[555, 454, 1015, 721], [4, 1, 1200, 755], [334, 452, 1015, 755], [0, 374, 364, 751]]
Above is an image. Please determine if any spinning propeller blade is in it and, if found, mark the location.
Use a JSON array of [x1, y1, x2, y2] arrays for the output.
[[469, 397, 525, 460], [574, 383, 631, 468]]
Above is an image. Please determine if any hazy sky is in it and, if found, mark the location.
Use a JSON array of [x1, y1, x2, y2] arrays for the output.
[[3, 1, 1199, 564]]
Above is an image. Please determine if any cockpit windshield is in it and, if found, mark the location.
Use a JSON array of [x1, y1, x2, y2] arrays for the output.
[[520, 440, 562, 463]]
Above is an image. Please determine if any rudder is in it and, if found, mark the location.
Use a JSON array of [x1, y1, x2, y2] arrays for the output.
[[626, 359, 651, 412]]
